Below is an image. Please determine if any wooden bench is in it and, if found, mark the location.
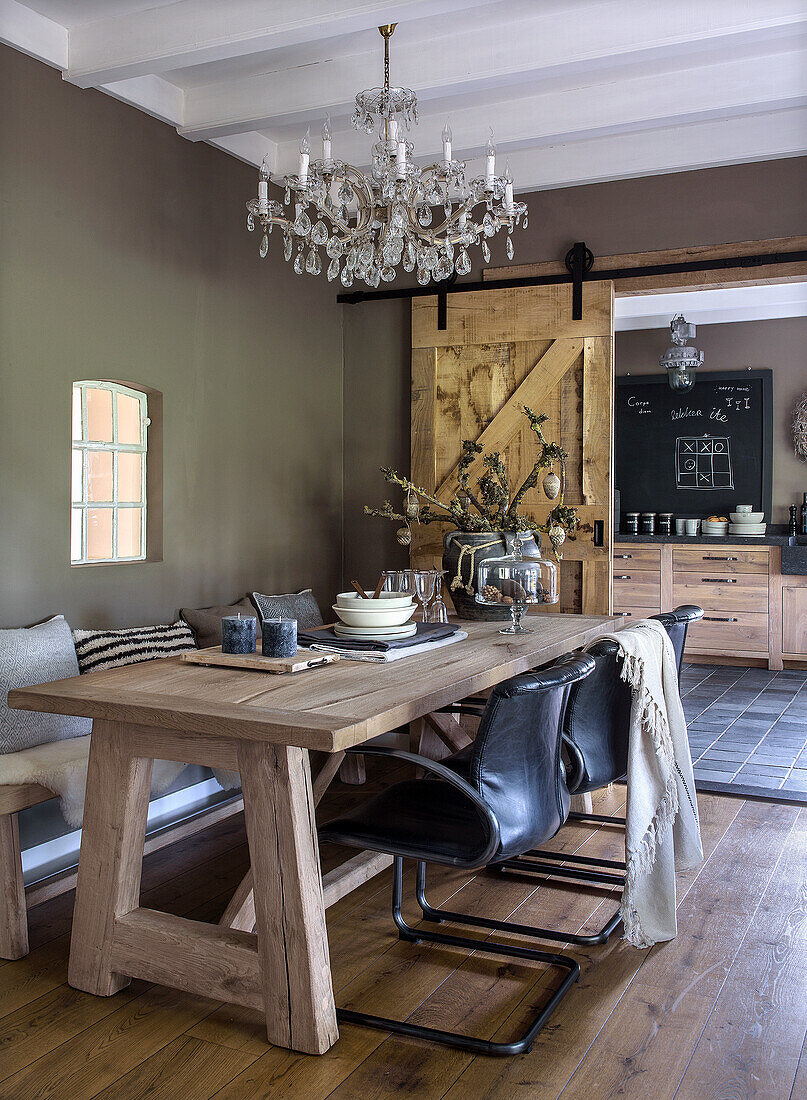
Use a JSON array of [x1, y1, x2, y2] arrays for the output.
[[0, 779, 54, 958]]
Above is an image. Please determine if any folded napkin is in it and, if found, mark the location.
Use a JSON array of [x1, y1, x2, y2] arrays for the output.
[[298, 622, 457, 652], [299, 623, 467, 662]]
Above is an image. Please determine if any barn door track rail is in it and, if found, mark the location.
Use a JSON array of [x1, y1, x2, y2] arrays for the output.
[[337, 241, 807, 326]]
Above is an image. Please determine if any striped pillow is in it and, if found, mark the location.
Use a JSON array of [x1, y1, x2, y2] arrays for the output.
[[72, 621, 196, 674]]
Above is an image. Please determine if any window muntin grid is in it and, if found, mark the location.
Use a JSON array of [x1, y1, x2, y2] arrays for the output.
[[71, 382, 148, 564]]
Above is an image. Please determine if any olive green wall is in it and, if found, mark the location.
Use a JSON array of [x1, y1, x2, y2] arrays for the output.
[[343, 156, 807, 580], [0, 44, 344, 632], [615, 318, 807, 524]]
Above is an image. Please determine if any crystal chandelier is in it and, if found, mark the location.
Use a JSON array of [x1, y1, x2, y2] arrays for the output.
[[245, 23, 528, 288]]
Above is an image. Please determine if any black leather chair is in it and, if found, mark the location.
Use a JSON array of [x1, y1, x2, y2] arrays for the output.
[[320, 653, 595, 1056], [495, 605, 703, 940]]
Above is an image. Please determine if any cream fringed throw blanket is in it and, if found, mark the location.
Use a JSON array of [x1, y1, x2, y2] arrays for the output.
[[0, 737, 240, 828], [598, 619, 703, 948]]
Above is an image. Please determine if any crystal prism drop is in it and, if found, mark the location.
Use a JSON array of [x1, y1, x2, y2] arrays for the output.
[[482, 239, 491, 264], [293, 211, 312, 238], [338, 180, 353, 205], [381, 266, 395, 282], [418, 205, 432, 227], [346, 247, 357, 269], [259, 234, 269, 258], [284, 188, 291, 205], [523, 215, 528, 229], [326, 236, 342, 258], [455, 249, 471, 276], [416, 266, 431, 286], [283, 236, 293, 262], [403, 240, 416, 272], [506, 234, 514, 260], [327, 258, 340, 281], [293, 252, 305, 274], [305, 248, 321, 275], [312, 221, 328, 246], [340, 265, 354, 288], [483, 212, 496, 237]]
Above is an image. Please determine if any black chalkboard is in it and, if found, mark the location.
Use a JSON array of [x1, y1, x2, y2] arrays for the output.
[[615, 370, 773, 518]]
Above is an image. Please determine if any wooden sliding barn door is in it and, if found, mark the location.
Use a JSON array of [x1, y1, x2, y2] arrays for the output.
[[411, 282, 615, 614]]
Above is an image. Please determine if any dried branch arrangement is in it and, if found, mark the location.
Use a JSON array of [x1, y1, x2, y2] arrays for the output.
[[364, 405, 579, 556], [794, 392, 807, 460]]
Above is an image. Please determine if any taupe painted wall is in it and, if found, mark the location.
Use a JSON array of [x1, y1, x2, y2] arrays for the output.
[[343, 157, 807, 578], [0, 45, 344, 632], [616, 318, 807, 524]]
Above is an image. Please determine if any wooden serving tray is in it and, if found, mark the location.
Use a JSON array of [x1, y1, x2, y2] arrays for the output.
[[180, 646, 339, 675]]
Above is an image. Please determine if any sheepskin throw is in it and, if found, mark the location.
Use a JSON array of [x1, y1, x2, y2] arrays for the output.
[[72, 621, 195, 673]]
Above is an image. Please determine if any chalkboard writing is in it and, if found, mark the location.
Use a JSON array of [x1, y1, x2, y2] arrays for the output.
[[615, 371, 772, 517]]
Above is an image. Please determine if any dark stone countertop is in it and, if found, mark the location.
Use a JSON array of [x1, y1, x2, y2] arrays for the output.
[[614, 526, 807, 575]]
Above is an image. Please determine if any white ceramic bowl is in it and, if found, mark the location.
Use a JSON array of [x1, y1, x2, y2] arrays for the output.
[[332, 602, 416, 628], [734, 504, 754, 513], [702, 522, 728, 535], [729, 512, 764, 524], [335, 590, 414, 610]]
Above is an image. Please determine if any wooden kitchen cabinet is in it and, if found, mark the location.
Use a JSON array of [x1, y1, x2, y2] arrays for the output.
[[612, 540, 805, 669]]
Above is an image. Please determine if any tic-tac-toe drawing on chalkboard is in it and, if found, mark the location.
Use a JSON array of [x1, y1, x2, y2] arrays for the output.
[[675, 436, 734, 490]]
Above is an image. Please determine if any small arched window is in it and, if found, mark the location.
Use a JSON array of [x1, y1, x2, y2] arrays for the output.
[[71, 381, 148, 564]]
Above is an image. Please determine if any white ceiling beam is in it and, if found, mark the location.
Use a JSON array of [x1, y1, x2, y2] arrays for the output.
[[267, 49, 807, 176], [101, 76, 185, 128], [210, 132, 278, 173], [0, 0, 67, 68], [499, 107, 807, 194], [615, 284, 807, 330], [178, 0, 807, 141], [64, 0, 495, 89]]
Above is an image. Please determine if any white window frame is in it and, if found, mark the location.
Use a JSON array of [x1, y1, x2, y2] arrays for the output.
[[71, 381, 148, 565]]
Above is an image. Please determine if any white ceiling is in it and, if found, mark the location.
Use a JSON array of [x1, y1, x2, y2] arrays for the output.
[[3, 0, 807, 192], [615, 282, 807, 331]]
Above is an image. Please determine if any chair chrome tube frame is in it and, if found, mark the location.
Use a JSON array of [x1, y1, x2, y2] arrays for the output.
[[337, 856, 581, 1056]]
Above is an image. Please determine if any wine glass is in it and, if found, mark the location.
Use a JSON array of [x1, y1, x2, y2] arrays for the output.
[[382, 570, 406, 593], [413, 569, 437, 623], [428, 570, 449, 623]]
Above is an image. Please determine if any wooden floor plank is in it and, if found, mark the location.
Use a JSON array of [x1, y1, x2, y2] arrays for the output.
[[674, 808, 807, 1100], [552, 799, 800, 1100]]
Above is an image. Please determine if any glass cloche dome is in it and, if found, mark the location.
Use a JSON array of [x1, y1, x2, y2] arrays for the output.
[[475, 533, 558, 634]]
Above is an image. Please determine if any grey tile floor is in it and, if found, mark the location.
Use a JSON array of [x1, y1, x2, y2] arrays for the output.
[[681, 663, 807, 800]]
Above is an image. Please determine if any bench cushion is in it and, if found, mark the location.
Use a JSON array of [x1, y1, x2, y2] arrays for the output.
[[72, 621, 195, 673], [1, 616, 91, 755], [249, 589, 323, 629]]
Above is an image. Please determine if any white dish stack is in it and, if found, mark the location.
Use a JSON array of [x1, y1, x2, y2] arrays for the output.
[[332, 590, 417, 639], [728, 505, 766, 537]]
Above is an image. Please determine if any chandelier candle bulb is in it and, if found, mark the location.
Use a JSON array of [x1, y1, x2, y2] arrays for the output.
[[396, 139, 407, 179], [257, 178, 268, 214], [442, 121, 452, 166], [485, 129, 496, 185], [298, 129, 311, 183], [322, 116, 332, 161], [505, 164, 514, 212]]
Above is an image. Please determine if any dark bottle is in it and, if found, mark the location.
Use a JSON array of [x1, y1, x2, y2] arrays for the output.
[[801, 493, 807, 535], [790, 504, 798, 537]]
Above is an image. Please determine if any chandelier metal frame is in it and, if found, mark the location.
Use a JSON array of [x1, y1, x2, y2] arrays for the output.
[[246, 23, 528, 287]]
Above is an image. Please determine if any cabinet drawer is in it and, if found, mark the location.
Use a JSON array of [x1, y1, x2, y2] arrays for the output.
[[673, 547, 769, 574], [686, 611, 769, 655], [673, 572, 768, 613], [612, 604, 660, 622], [613, 547, 662, 569], [613, 570, 660, 606]]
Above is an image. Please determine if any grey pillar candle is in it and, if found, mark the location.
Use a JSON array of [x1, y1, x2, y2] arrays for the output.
[[262, 618, 297, 659], [221, 613, 257, 654]]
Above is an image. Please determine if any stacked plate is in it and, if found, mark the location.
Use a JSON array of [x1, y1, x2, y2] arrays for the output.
[[332, 590, 417, 640], [728, 506, 766, 536]]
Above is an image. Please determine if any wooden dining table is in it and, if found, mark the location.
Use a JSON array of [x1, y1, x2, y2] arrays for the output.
[[9, 613, 626, 1055]]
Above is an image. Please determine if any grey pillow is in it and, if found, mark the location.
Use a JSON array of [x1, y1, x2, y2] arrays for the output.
[[180, 597, 260, 650], [250, 589, 323, 630], [1, 615, 91, 755]]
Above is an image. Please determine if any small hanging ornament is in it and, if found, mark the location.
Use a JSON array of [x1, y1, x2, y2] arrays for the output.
[[405, 488, 419, 520], [396, 526, 412, 546], [542, 471, 561, 500], [548, 524, 566, 551]]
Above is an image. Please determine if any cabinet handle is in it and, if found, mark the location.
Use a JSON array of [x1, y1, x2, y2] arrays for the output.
[[616, 554, 632, 559], [703, 555, 739, 561], [616, 575, 632, 580], [616, 611, 631, 617], [702, 616, 739, 622], [702, 577, 737, 583]]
